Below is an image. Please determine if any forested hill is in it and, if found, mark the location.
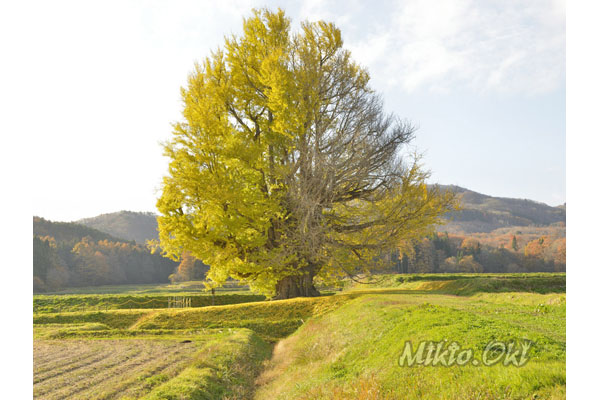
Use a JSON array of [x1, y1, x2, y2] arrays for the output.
[[77, 211, 158, 244], [33, 217, 176, 292], [33, 216, 128, 244], [437, 185, 566, 233]]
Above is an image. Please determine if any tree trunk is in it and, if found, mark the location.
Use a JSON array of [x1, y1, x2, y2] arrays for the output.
[[273, 269, 320, 300]]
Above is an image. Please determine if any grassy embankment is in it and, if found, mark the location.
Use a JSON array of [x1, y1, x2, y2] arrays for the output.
[[255, 291, 565, 399]]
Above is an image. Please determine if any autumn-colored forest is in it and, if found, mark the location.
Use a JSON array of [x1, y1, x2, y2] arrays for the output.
[[33, 210, 565, 293], [33, 217, 177, 292], [392, 225, 565, 274]]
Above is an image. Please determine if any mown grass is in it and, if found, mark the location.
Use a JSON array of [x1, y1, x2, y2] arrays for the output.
[[34, 337, 199, 399], [34, 329, 270, 400]]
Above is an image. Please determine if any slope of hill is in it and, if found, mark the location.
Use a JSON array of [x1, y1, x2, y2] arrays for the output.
[[437, 185, 566, 233], [33, 216, 128, 244], [77, 211, 158, 244]]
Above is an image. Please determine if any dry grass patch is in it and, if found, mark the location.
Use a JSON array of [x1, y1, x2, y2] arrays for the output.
[[33, 339, 199, 399]]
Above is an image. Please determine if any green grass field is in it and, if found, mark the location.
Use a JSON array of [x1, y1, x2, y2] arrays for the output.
[[33, 273, 566, 399], [37, 280, 250, 295], [33, 280, 268, 314], [33, 293, 267, 313]]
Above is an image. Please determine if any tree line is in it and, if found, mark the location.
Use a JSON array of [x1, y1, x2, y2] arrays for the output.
[[33, 235, 177, 292], [390, 231, 565, 274], [167, 251, 210, 283], [33, 213, 565, 293]]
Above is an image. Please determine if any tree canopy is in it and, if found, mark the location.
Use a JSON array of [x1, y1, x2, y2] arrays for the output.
[[156, 8, 457, 298]]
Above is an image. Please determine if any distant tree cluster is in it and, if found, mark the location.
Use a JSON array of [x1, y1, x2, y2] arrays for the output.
[[391, 230, 565, 274], [168, 252, 210, 283], [33, 235, 177, 292]]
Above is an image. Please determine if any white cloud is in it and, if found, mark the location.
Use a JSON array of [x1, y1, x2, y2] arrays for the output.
[[298, 0, 354, 26], [342, 0, 565, 94]]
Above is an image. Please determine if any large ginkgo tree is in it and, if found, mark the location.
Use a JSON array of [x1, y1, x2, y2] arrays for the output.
[[156, 8, 457, 299]]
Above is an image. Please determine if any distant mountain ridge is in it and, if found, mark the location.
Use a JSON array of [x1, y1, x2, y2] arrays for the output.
[[33, 216, 129, 244], [77, 211, 158, 244], [72, 187, 566, 240], [436, 185, 566, 233]]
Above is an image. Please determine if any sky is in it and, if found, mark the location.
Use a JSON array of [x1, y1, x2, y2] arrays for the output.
[[4, 0, 565, 221]]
